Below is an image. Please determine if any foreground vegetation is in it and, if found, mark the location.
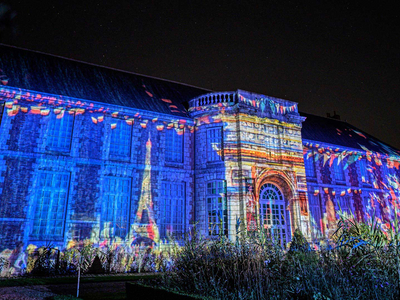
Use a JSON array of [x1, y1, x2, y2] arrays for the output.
[[161, 213, 400, 300], [2, 210, 400, 299], [0, 241, 168, 277]]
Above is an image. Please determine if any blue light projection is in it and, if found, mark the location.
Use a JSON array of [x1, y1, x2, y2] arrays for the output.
[[0, 85, 196, 274], [101, 177, 131, 239], [0, 84, 399, 276], [31, 171, 70, 239], [303, 141, 400, 240]]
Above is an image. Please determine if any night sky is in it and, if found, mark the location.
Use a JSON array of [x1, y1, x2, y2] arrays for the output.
[[1, 1, 399, 149]]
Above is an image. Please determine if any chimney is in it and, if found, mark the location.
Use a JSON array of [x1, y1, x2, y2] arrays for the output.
[[332, 111, 341, 120], [327, 111, 341, 120]]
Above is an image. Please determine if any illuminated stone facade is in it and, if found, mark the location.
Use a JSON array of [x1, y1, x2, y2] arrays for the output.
[[189, 91, 309, 246], [0, 46, 400, 272], [0, 87, 197, 253], [302, 113, 400, 240]]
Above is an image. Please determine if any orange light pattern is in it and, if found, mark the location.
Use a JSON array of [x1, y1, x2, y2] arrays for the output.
[[191, 93, 309, 241]]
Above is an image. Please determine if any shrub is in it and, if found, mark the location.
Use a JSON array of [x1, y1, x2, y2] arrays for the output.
[[27, 243, 61, 276], [160, 218, 400, 300]]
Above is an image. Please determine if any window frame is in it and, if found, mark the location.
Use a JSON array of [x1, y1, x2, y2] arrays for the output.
[[31, 171, 71, 240], [307, 190, 323, 240], [359, 159, 373, 186], [100, 176, 132, 239], [207, 180, 227, 236], [207, 127, 223, 163], [259, 183, 289, 247], [45, 111, 75, 152], [160, 181, 186, 238], [336, 195, 352, 218], [109, 118, 133, 160], [333, 160, 346, 183], [304, 152, 317, 179], [165, 128, 184, 164]]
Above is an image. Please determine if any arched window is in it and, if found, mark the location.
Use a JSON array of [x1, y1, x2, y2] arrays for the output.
[[259, 183, 289, 248]]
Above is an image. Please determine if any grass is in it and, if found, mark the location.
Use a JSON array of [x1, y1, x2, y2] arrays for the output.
[[72, 290, 125, 300], [0, 274, 161, 287], [52, 296, 83, 300]]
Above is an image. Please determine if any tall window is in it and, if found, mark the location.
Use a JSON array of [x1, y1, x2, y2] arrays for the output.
[[207, 127, 223, 162], [101, 177, 131, 239], [359, 159, 373, 185], [304, 155, 316, 178], [259, 183, 288, 247], [337, 196, 352, 217], [380, 162, 393, 180], [46, 112, 74, 151], [333, 161, 346, 182], [308, 191, 322, 240], [363, 196, 371, 220], [165, 129, 183, 163], [32, 172, 70, 238], [160, 182, 185, 238], [207, 180, 227, 236], [109, 119, 132, 158], [0, 103, 4, 126]]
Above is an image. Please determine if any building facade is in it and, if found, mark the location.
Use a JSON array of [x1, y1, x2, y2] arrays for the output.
[[301, 113, 400, 240], [0, 45, 399, 269]]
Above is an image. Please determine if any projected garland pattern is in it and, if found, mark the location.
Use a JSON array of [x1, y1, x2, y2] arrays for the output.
[[0, 83, 399, 275], [0, 86, 195, 274], [303, 140, 400, 240]]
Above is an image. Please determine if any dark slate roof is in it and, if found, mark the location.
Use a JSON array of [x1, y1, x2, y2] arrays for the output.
[[0, 44, 210, 117], [300, 112, 400, 156]]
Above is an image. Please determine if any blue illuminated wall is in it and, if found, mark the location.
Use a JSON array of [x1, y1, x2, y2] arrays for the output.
[[302, 113, 400, 241], [0, 86, 196, 260], [0, 45, 399, 274]]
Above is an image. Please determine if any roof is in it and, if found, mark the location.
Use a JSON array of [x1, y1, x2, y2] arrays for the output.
[[0, 44, 210, 117], [1, 45, 398, 156], [300, 112, 400, 156]]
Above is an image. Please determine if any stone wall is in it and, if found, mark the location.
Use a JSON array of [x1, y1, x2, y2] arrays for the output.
[[0, 87, 195, 265], [190, 91, 309, 243], [303, 141, 400, 241]]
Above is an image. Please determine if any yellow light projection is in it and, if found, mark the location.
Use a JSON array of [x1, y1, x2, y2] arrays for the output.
[[132, 132, 160, 246]]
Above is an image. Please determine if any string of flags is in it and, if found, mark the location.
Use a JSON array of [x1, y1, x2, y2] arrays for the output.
[[303, 142, 400, 169], [238, 94, 297, 115], [1, 86, 190, 128], [314, 188, 363, 196], [2, 97, 194, 133]]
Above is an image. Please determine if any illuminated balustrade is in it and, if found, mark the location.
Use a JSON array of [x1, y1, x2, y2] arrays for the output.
[[189, 92, 236, 108]]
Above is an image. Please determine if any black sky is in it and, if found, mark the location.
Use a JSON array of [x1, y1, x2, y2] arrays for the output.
[[1, 1, 399, 149]]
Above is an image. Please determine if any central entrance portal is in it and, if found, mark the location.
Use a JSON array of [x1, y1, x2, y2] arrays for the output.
[[259, 183, 290, 248]]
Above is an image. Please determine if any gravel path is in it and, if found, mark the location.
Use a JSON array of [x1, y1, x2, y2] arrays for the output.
[[0, 285, 57, 300], [0, 273, 159, 299], [0, 278, 140, 299]]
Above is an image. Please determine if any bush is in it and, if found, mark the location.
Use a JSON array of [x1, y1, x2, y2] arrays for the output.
[[160, 219, 400, 300]]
